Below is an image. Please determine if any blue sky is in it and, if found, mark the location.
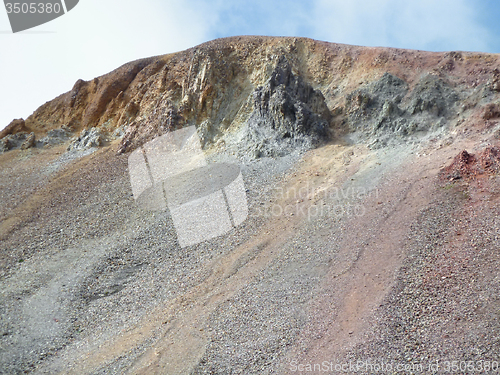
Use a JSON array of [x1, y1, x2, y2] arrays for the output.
[[0, 0, 499, 131]]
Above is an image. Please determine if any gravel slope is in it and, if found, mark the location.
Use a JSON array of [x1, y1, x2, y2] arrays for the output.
[[1, 130, 500, 374]]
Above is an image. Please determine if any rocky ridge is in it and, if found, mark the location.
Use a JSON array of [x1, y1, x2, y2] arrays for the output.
[[2, 36, 500, 158], [1, 36, 500, 374]]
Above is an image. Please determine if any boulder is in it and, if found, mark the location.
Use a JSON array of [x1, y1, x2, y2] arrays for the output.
[[0, 118, 28, 139], [482, 103, 500, 120], [21, 132, 36, 150], [0, 133, 29, 152], [0, 137, 11, 153], [67, 127, 103, 151]]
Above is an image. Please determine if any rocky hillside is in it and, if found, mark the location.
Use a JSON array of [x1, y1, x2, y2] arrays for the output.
[[3, 36, 500, 157], [1, 36, 500, 374]]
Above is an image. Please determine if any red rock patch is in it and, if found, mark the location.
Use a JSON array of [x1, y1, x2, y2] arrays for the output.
[[441, 146, 500, 181]]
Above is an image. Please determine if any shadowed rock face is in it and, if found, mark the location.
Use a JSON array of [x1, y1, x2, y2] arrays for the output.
[[345, 72, 460, 147], [240, 58, 330, 158], [346, 72, 409, 134]]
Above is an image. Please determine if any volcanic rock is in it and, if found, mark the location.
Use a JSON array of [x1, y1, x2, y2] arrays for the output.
[[441, 146, 500, 181], [0, 118, 28, 139], [20, 132, 35, 150], [0, 132, 29, 152], [237, 57, 330, 158], [67, 127, 103, 151], [38, 127, 71, 146]]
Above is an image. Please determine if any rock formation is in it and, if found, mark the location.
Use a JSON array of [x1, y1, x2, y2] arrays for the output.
[[1, 37, 500, 374], [2, 36, 498, 157]]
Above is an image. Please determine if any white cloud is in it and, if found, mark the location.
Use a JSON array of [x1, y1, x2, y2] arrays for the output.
[[312, 0, 491, 52], [0, 0, 217, 130]]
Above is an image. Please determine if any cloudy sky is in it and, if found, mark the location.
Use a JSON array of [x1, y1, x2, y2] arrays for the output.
[[0, 0, 499, 131]]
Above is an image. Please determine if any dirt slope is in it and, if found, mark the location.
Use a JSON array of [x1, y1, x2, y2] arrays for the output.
[[1, 36, 500, 374]]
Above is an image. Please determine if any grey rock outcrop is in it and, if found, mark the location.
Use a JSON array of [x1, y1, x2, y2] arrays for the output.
[[0, 137, 11, 153], [406, 74, 459, 117], [346, 72, 459, 147], [238, 58, 330, 158], [346, 72, 409, 134], [0, 132, 30, 152], [67, 127, 103, 151], [39, 128, 71, 146]]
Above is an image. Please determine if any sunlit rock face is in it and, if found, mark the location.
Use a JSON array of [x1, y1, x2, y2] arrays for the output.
[[9, 36, 500, 159]]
